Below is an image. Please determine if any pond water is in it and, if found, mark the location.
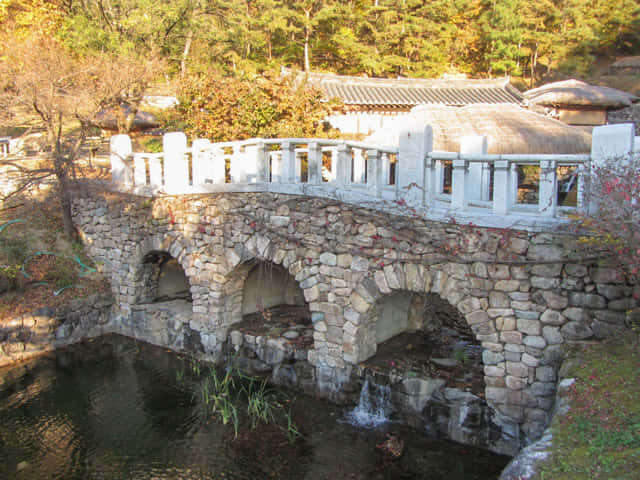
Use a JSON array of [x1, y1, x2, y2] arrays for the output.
[[0, 335, 509, 479]]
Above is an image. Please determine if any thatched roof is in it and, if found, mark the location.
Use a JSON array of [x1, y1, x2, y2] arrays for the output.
[[365, 104, 592, 154], [611, 56, 640, 68], [524, 79, 637, 110], [93, 106, 159, 132]]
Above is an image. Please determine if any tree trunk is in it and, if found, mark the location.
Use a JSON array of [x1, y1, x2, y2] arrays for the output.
[[304, 9, 311, 72], [54, 161, 77, 241], [181, 30, 193, 78]]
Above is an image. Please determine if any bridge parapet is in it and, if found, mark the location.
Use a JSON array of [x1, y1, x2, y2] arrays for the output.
[[110, 123, 636, 231]]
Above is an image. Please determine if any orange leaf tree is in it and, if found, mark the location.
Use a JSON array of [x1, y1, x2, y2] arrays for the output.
[[173, 70, 342, 142]]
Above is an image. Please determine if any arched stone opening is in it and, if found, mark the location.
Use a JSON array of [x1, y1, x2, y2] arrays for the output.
[[137, 250, 192, 304], [223, 259, 314, 387], [241, 262, 306, 316], [367, 290, 484, 394]]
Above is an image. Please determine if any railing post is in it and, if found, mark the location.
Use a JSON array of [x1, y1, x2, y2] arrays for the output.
[[210, 147, 226, 184], [539, 159, 557, 216], [424, 154, 436, 207], [308, 142, 322, 184], [589, 123, 635, 214], [191, 138, 211, 186], [451, 157, 468, 210], [336, 144, 352, 186], [133, 154, 146, 187], [163, 132, 189, 194], [353, 149, 366, 184], [493, 159, 512, 215], [149, 156, 162, 188], [366, 149, 382, 197], [398, 125, 433, 207], [250, 142, 269, 183], [460, 135, 489, 201], [110, 134, 132, 188], [280, 141, 296, 183]]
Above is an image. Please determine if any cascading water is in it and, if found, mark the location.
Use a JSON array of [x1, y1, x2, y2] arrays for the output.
[[345, 375, 393, 427]]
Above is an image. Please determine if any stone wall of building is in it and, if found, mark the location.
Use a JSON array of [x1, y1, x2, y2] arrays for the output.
[[71, 189, 638, 454], [0, 294, 113, 367]]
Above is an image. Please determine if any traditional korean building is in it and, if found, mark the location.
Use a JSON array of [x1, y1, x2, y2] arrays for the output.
[[294, 70, 524, 135], [523, 79, 637, 131]]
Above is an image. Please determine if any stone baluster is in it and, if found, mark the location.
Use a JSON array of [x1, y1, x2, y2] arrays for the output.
[[352, 148, 366, 184], [493, 159, 512, 215], [163, 132, 189, 194], [249, 142, 269, 183], [191, 138, 211, 186], [538, 159, 557, 216], [329, 147, 338, 181], [270, 151, 282, 182], [308, 142, 322, 184], [280, 141, 296, 183], [110, 134, 133, 188], [209, 147, 226, 184], [381, 153, 391, 186], [366, 149, 382, 197], [133, 154, 147, 187], [398, 125, 433, 207], [451, 157, 468, 210], [424, 153, 436, 207], [460, 135, 489, 201], [336, 144, 352, 186], [149, 157, 162, 188], [295, 148, 303, 182]]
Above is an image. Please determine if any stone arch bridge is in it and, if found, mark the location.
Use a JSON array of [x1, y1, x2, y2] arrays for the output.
[[73, 189, 635, 454], [71, 123, 638, 454]]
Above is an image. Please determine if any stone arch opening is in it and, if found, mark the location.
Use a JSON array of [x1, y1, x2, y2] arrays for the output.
[[224, 260, 314, 385], [366, 290, 484, 394], [242, 262, 306, 316], [137, 250, 192, 303]]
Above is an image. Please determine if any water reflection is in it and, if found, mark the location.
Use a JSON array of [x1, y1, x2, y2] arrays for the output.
[[0, 335, 509, 479]]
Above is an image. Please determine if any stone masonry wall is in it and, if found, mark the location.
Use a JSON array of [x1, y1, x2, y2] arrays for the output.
[[71, 189, 638, 452], [0, 294, 113, 367]]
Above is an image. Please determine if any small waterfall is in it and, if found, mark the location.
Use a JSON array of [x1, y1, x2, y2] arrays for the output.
[[345, 375, 392, 427]]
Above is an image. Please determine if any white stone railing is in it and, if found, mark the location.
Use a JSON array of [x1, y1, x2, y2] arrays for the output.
[[110, 123, 637, 230]]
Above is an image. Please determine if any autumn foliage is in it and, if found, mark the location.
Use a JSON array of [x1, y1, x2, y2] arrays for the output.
[[172, 71, 342, 142], [578, 154, 640, 277]]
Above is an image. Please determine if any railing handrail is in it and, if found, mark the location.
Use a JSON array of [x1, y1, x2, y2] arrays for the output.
[[186, 137, 399, 155], [429, 151, 591, 164], [108, 123, 638, 231]]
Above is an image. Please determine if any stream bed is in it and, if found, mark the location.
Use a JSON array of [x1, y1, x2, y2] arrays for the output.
[[0, 334, 509, 479]]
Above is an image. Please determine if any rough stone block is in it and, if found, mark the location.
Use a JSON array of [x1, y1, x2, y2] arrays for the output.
[[541, 326, 563, 345], [506, 361, 528, 378], [523, 335, 546, 349], [541, 291, 568, 309], [569, 292, 607, 309], [517, 319, 541, 335], [495, 280, 520, 292], [563, 307, 590, 322], [561, 321, 593, 340], [540, 309, 565, 326]]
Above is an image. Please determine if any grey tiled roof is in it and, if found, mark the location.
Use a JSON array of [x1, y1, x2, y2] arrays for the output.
[[300, 72, 524, 107]]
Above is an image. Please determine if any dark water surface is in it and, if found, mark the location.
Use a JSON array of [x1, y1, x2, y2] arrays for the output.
[[0, 335, 509, 479]]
